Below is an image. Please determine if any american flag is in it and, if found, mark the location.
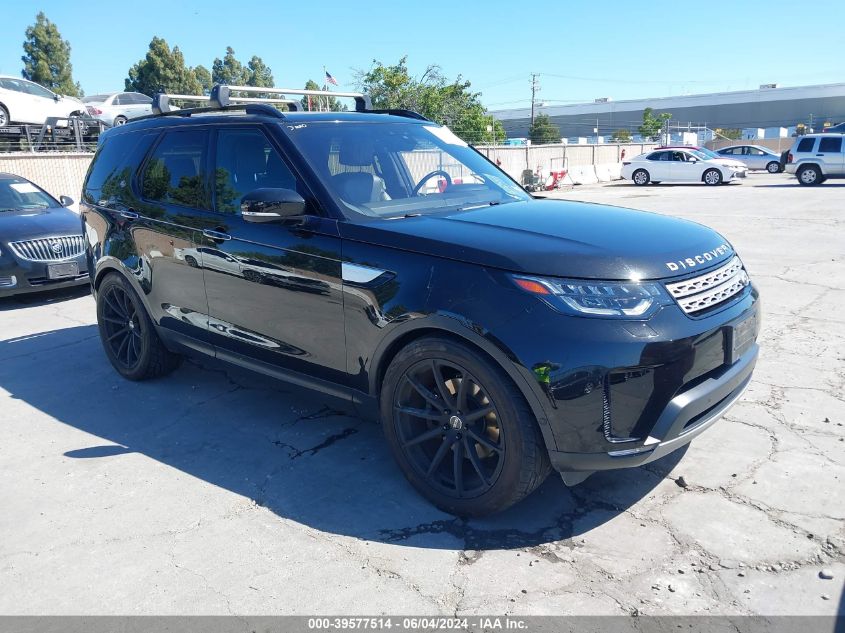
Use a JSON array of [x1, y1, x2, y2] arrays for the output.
[[325, 70, 339, 86]]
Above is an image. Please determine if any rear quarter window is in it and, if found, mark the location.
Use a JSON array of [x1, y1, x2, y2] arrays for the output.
[[796, 138, 816, 153], [83, 131, 157, 205]]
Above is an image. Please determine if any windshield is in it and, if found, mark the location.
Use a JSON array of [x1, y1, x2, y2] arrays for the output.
[[691, 148, 719, 159], [0, 178, 57, 212], [284, 121, 531, 218]]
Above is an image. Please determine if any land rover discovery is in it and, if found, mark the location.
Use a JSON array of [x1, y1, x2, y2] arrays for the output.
[[81, 85, 760, 516]]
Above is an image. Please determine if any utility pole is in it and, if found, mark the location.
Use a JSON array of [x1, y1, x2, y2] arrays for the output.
[[530, 73, 540, 133]]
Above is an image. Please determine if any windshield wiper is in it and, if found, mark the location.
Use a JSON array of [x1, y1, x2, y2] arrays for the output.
[[456, 200, 501, 212]]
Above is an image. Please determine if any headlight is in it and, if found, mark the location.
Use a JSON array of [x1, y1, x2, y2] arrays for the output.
[[511, 275, 673, 318]]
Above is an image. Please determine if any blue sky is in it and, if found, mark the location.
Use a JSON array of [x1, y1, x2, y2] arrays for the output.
[[3, 0, 844, 110]]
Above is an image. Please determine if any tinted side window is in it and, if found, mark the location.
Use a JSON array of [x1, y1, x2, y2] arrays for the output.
[[796, 138, 816, 152], [647, 152, 668, 161], [83, 131, 157, 204], [214, 128, 301, 214], [142, 130, 210, 209], [819, 137, 843, 153]]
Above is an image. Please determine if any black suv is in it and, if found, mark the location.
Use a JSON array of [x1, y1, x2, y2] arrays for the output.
[[81, 85, 760, 516]]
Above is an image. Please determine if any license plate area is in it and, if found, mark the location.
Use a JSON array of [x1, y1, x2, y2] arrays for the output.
[[728, 311, 757, 364], [47, 262, 79, 279]]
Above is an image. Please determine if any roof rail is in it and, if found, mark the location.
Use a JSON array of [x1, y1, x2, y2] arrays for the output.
[[215, 85, 373, 112], [150, 84, 432, 121], [152, 89, 301, 115]]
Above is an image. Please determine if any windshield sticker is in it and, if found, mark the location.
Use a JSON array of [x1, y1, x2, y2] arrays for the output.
[[424, 126, 468, 148], [10, 183, 39, 194]]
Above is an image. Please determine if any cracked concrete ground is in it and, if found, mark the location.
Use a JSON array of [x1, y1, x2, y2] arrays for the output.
[[0, 172, 842, 616]]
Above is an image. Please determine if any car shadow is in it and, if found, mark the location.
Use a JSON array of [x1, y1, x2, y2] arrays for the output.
[[0, 284, 90, 312], [0, 325, 683, 551]]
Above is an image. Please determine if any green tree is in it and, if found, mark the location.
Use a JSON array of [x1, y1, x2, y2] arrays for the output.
[[355, 56, 505, 144], [529, 114, 561, 145], [21, 12, 81, 96], [638, 107, 672, 141], [212, 47, 250, 85], [193, 65, 212, 94], [126, 37, 203, 96], [611, 128, 632, 143], [715, 127, 742, 140], [247, 56, 274, 88]]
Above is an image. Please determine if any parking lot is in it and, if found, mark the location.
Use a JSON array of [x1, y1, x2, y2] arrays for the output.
[[0, 172, 842, 616]]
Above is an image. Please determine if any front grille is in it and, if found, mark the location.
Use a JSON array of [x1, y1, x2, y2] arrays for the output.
[[665, 256, 749, 315], [9, 236, 85, 262]]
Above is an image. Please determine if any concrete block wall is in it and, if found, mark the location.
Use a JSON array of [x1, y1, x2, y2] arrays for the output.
[[0, 153, 93, 200]]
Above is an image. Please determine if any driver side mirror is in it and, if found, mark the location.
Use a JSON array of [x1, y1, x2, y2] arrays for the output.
[[241, 188, 306, 223], [59, 195, 75, 207]]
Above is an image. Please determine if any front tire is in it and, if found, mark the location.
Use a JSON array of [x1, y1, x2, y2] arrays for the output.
[[380, 337, 550, 516], [797, 165, 822, 186], [632, 169, 650, 186], [96, 273, 182, 380], [766, 161, 780, 173], [0, 104, 9, 127], [703, 168, 723, 186]]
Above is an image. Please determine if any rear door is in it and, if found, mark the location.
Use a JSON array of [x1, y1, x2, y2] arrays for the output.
[[645, 151, 671, 180], [131, 128, 214, 342], [817, 136, 845, 175], [200, 125, 347, 385]]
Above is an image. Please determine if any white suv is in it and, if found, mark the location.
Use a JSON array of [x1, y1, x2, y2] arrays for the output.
[[0, 75, 85, 127], [785, 133, 845, 185]]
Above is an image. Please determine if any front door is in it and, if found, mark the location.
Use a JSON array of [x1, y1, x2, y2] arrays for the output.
[[200, 125, 347, 386]]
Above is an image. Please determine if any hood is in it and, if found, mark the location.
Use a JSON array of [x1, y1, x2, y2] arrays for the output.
[[0, 206, 83, 241], [340, 199, 734, 280]]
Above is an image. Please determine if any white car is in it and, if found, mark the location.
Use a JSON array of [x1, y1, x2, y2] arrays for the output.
[[622, 149, 746, 186], [0, 75, 85, 127], [82, 91, 153, 127]]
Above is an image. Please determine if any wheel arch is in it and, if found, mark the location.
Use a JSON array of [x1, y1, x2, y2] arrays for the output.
[[370, 315, 558, 453]]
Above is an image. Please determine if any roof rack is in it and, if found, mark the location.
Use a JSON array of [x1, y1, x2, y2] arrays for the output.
[[152, 84, 374, 115]]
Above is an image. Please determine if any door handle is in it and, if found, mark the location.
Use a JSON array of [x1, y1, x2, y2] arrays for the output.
[[120, 210, 138, 220], [816, 154, 824, 156], [203, 229, 231, 242]]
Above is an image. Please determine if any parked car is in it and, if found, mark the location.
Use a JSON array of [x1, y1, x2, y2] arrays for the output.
[[657, 145, 749, 173], [622, 149, 746, 185], [0, 173, 88, 296], [82, 92, 154, 127], [716, 145, 783, 173], [784, 133, 845, 185], [0, 75, 85, 127], [81, 86, 759, 516]]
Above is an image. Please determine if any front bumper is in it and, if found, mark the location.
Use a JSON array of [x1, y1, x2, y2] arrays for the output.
[[0, 254, 88, 297], [548, 342, 757, 478]]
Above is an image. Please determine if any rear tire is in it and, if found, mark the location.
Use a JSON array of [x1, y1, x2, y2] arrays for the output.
[[0, 104, 9, 127], [703, 168, 723, 186], [632, 169, 649, 186], [96, 273, 182, 380], [797, 165, 822, 186], [380, 337, 550, 516], [113, 115, 127, 126], [766, 161, 780, 173]]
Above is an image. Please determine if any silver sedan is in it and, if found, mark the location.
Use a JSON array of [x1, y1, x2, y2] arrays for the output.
[[716, 145, 783, 173], [81, 91, 153, 127]]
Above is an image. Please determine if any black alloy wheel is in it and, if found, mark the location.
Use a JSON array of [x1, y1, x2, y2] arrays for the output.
[[100, 281, 143, 371], [381, 337, 550, 516], [394, 359, 505, 499], [96, 273, 182, 380]]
